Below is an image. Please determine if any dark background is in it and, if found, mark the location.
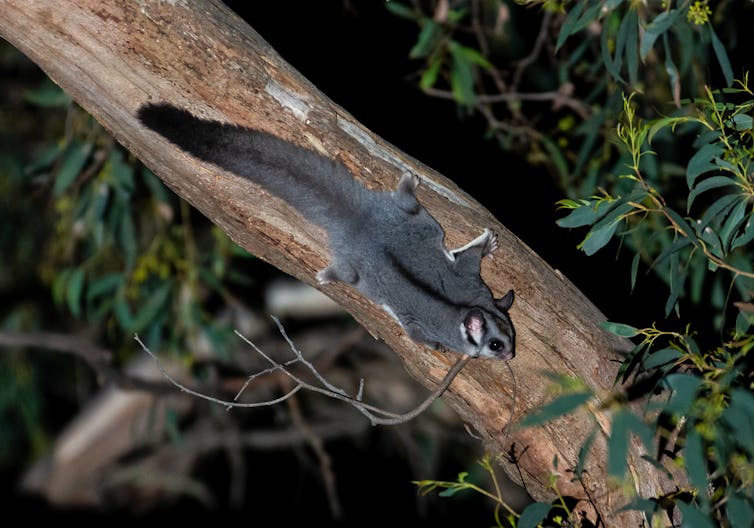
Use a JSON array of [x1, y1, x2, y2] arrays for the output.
[[3, 1, 680, 524]]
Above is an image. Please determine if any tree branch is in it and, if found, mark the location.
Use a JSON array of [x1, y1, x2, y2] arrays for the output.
[[0, 331, 172, 394], [0, 1, 685, 523], [135, 320, 472, 427]]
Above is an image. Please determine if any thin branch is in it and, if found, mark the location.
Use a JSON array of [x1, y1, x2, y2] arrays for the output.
[[135, 318, 473, 426], [235, 322, 473, 426], [134, 333, 304, 408], [0, 330, 112, 362], [422, 86, 591, 118], [0, 331, 172, 394], [157, 416, 367, 454]]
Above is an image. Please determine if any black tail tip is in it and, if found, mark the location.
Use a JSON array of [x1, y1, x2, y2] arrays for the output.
[[136, 102, 192, 131]]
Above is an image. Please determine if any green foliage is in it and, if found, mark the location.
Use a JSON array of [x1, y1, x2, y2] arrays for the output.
[[394, 2, 754, 525], [0, 73, 255, 468], [414, 454, 576, 527], [23, 96, 256, 354], [388, 0, 742, 197], [558, 85, 754, 318], [516, 318, 754, 524], [552, 0, 733, 96]]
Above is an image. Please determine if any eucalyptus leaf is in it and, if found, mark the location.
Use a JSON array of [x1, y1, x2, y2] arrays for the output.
[[24, 79, 71, 108], [625, 9, 639, 86], [456, 44, 492, 69], [607, 409, 630, 478], [727, 494, 754, 528], [420, 58, 442, 91], [642, 348, 682, 370], [557, 200, 605, 228], [66, 267, 85, 319], [129, 282, 173, 333], [612, 9, 632, 79], [573, 2, 603, 36], [52, 268, 71, 307], [651, 237, 691, 270], [579, 220, 618, 255], [647, 116, 689, 144], [438, 486, 465, 497], [734, 309, 752, 337], [699, 193, 739, 230], [685, 429, 709, 503], [141, 168, 170, 203], [688, 176, 739, 211], [630, 252, 640, 292], [24, 143, 64, 173], [664, 208, 699, 244], [107, 150, 134, 195], [615, 341, 647, 384], [640, 10, 679, 60], [575, 426, 598, 478], [719, 199, 748, 251], [709, 26, 733, 87], [692, 129, 721, 149], [53, 142, 92, 196], [555, 0, 586, 51], [662, 373, 702, 415], [729, 112, 752, 131], [578, 201, 634, 254], [723, 388, 754, 452], [120, 210, 137, 271], [384, 1, 415, 20], [86, 272, 124, 300], [540, 135, 569, 185], [114, 290, 134, 330], [601, 321, 638, 337], [518, 502, 552, 528], [519, 391, 592, 427], [663, 33, 680, 107], [731, 214, 754, 250], [410, 19, 440, 59], [449, 42, 475, 105], [666, 250, 683, 317], [677, 502, 714, 528], [600, 13, 624, 83], [686, 142, 724, 188]]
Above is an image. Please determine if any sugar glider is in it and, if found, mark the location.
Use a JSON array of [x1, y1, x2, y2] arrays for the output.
[[137, 103, 515, 360]]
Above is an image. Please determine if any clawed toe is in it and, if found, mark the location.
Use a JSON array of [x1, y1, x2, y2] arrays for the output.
[[483, 232, 499, 258]]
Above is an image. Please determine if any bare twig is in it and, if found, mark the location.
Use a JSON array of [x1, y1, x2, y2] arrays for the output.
[[134, 333, 304, 408], [422, 86, 590, 119], [136, 317, 474, 426], [236, 318, 473, 426]]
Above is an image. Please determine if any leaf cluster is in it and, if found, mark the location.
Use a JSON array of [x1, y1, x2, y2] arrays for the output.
[[387, 0, 742, 196], [0, 76, 255, 466], [558, 85, 753, 321], [29, 95, 253, 353], [414, 453, 576, 527], [395, 2, 754, 525]]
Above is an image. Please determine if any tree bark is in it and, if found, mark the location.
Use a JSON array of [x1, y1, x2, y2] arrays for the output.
[[0, 1, 681, 523]]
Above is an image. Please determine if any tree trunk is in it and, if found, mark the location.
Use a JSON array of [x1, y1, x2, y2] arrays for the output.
[[0, 1, 680, 523]]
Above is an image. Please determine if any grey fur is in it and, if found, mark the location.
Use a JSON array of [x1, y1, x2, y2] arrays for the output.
[[137, 103, 515, 360]]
